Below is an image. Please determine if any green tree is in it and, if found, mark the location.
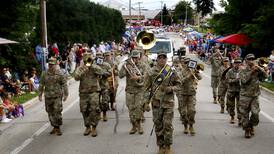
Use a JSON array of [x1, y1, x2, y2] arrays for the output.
[[209, 0, 273, 56], [173, 1, 194, 24], [193, 0, 215, 17], [0, 0, 39, 71]]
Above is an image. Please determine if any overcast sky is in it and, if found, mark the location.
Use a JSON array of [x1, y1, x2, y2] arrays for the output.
[[90, 0, 224, 11]]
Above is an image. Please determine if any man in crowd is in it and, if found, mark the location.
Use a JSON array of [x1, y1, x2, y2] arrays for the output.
[[38, 57, 68, 136], [226, 57, 242, 124], [119, 50, 146, 135], [95, 52, 112, 121], [74, 53, 103, 137], [208, 49, 223, 104], [218, 57, 231, 114], [144, 51, 180, 154], [239, 54, 268, 138], [104, 51, 119, 111], [177, 57, 202, 135]]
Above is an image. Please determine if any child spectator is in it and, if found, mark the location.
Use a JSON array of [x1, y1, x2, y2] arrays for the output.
[[2, 93, 24, 119], [29, 72, 39, 92]]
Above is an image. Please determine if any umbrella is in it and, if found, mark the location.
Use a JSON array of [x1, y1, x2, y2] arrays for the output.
[[208, 36, 223, 43], [0, 37, 18, 44], [183, 27, 193, 32], [215, 33, 252, 46]]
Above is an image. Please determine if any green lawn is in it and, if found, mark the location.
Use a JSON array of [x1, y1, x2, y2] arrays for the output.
[[12, 92, 38, 104], [261, 82, 274, 91]]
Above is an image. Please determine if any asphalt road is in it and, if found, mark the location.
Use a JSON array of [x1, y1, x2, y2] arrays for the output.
[[1, 32, 274, 154]]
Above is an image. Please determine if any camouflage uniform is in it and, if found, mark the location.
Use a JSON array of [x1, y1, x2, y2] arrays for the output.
[[119, 50, 146, 134], [177, 64, 202, 134], [104, 53, 119, 110], [226, 66, 241, 121], [144, 54, 180, 149], [209, 52, 223, 101], [218, 61, 230, 112], [239, 54, 268, 137], [74, 63, 103, 134], [39, 63, 68, 129]]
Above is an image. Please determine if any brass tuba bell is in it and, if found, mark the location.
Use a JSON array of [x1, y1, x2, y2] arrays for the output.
[[136, 31, 156, 50]]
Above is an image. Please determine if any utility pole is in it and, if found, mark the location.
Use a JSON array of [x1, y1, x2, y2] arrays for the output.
[[184, 4, 188, 26], [129, 0, 132, 25], [40, 0, 48, 71], [160, 1, 163, 26], [137, 2, 143, 21]]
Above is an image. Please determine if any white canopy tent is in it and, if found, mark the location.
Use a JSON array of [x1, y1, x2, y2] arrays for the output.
[[0, 37, 18, 44]]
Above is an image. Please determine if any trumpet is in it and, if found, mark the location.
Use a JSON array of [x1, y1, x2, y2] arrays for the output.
[[258, 57, 269, 68], [196, 63, 204, 72], [85, 57, 93, 67]]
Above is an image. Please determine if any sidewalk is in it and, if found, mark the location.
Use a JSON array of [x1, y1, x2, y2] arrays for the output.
[[0, 78, 76, 134]]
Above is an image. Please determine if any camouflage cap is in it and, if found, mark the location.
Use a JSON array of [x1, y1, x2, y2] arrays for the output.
[[223, 57, 229, 62], [135, 46, 143, 51], [234, 57, 242, 63], [96, 52, 103, 58], [130, 50, 140, 58], [184, 57, 190, 63], [157, 50, 167, 58], [104, 51, 111, 56], [48, 57, 57, 65], [245, 53, 255, 59], [83, 53, 93, 61], [173, 56, 180, 63]]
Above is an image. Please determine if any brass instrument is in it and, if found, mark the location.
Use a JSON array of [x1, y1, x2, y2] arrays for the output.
[[258, 57, 269, 68], [136, 31, 156, 50], [124, 58, 142, 77], [123, 58, 144, 86], [196, 63, 204, 72]]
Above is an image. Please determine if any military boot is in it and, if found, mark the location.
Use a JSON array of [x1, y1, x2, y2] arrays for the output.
[[50, 127, 57, 135], [110, 102, 115, 111], [220, 107, 224, 114], [137, 121, 144, 135], [158, 146, 165, 154], [250, 127, 255, 136], [83, 127, 91, 136], [238, 118, 242, 127], [189, 124, 195, 136], [55, 126, 62, 136], [129, 123, 137, 134], [213, 97, 217, 104], [165, 146, 173, 154], [103, 111, 108, 122], [230, 116, 235, 124], [245, 128, 251, 138], [91, 126, 97, 137], [183, 124, 189, 134]]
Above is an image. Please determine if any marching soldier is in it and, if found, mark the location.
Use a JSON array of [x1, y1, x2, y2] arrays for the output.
[[39, 57, 68, 136], [239, 54, 268, 138], [137, 47, 151, 123], [95, 52, 112, 121], [208, 49, 223, 104], [226, 57, 242, 124], [74, 53, 103, 137], [218, 57, 231, 113], [119, 50, 146, 135], [104, 51, 119, 110], [144, 51, 180, 154], [177, 58, 202, 135]]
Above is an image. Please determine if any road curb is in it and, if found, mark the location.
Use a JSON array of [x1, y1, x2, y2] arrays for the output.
[[260, 86, 274, 95]]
